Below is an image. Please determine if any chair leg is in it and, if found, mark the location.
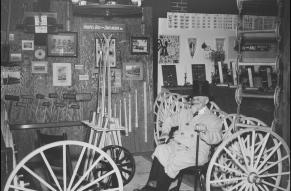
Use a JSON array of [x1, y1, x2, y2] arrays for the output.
[[193, 172, 198, 191]]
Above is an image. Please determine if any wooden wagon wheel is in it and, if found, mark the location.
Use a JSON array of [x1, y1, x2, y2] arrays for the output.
[[206, 127, 290, 191], [98, 145, 135, 186], [214, 115, 274, 189], [153, 93, 187, 145], [4, 140, 123, 191]]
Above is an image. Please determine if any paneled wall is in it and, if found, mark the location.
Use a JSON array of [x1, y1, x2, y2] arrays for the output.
[[1, 0, 154, 160]]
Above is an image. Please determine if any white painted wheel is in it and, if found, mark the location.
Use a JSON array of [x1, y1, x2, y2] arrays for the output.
[[206, 127, 290, 191], [4, 140, 123, 191], [153, 92, 187, 145]]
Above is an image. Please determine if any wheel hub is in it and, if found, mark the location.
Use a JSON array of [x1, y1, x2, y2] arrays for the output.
[[247, 172, 261, 184]]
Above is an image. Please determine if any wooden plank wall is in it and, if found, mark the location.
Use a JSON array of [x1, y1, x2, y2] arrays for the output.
[[1, 0, 154, 160]]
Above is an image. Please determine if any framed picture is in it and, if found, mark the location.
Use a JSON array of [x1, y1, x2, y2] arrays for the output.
[[52, 63, 72, 86], [130, 36, 149, 55], [22, 40, 34, 50], [95, 38, 116, 67], [47, 32, 78, 57], [31, 61, 48, 73], [10, 53, 22, 62], [123, 61, 143, 80]]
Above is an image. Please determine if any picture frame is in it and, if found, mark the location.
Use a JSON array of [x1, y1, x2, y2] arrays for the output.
[[123, 61, 143, 80], [130, 36, 149, 55], [9, 53, 22, 62], [52, 63, 72, 86], [31, 61, 48, 73], [95, 38, 116, 67], [47, 32, 78, 57], [22, 40, 34, 50]]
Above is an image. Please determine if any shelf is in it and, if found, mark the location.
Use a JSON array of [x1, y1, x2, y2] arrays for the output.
[[241, 89, 274, 99], [9, 121, 83, 130], [238, 62, 276, 66], [237, 0, 278, 16], [73, 3, 142, 17]]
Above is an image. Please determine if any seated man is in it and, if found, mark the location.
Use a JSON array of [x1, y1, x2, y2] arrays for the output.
[[135, 81, 223, 191]]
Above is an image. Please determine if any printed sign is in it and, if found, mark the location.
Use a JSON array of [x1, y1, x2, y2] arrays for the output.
[[82, 23, 125, 32]]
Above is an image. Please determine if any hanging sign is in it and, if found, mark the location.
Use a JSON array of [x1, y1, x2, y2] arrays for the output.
[[82, 23, 125, 32]]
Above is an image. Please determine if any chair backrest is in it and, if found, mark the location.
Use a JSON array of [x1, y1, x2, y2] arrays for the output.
[[153, 92, 188, 145]]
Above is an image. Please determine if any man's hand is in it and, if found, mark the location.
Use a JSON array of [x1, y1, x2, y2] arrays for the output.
[[194, 123, 207, 133]]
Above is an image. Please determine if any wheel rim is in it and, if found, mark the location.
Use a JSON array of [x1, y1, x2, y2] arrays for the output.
[[4, 140, 123, 191], [101, 145, 135, 186], [206, 127, 290, 191]]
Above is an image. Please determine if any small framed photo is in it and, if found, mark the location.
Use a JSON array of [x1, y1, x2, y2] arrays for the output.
[[52, 63, 72, 86], [9, 53, 22, 62], [22, 40, 34, 50], [123, 61, 143, 80], [47, 32, 78, 57], [95, 38, 116, 67], [130, 36, 149, 55], [31, 61, 48, 73]]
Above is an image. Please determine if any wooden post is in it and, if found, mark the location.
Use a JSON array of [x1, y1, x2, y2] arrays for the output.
[[128, 93, 132, 133], [144, 82, 147, 142], [135, 89, 138, 128]]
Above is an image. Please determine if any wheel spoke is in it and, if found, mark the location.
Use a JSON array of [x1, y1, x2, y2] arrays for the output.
[[209, 177, 245, 184], [254, 133, 270, 169], [115, 148, 122, 161], [258, 152, 288, 174], [257, 184, 267, 191], [253, 184, 259, 191], [259, 171, 290, 178], [257, 142, 282, 172], [67, 146, 86, 190], [121, 173, 127, 182], [213, 162, 246, 177], [63, 145, 67, 191], [261, 180, 288, 191], [120, 168, 131, 174], [8, 185, 38, 191], [120, 162, 132, 167], [71, 155, 103, 191], [22, 165, 57, 191], [223, 147, 248, 173], [77, 170, 115, 191], [40, 151, 63, 191], [238, 134, 251, 168], [225, 179, 246, 190], [250, 130, 255, 168]]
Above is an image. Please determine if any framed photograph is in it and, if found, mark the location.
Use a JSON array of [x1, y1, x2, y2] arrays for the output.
[[52, 63, 72, 86], [10, 53, 22, 62], [95, 38, 116, 67], [130, 37, 149, 55], [31, 61, 48, 73], [47, 32, 77, 57], [22, 40, 34, 50], [123, 61, 143, 80]]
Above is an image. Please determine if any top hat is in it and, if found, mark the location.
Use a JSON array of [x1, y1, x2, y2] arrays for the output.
[[191, 80, 210, 98]]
